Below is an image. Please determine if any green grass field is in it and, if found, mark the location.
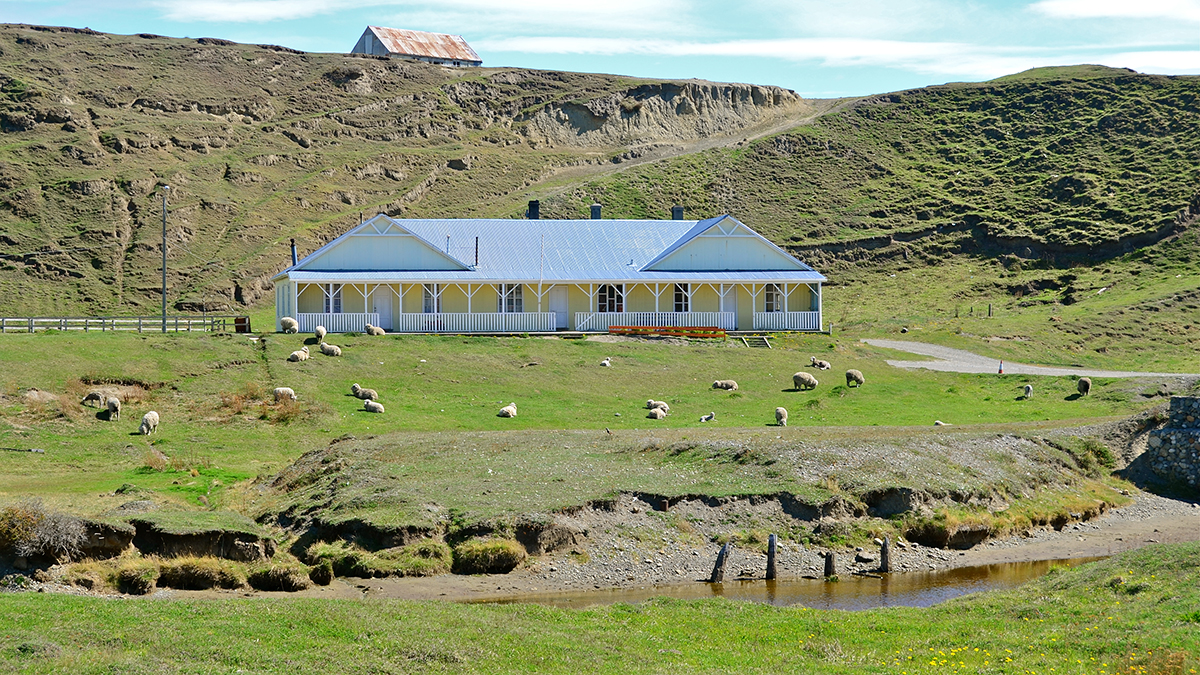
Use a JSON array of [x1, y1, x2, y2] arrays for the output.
[[1, 542, 1196, 673]]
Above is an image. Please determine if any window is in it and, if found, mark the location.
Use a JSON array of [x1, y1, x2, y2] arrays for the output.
[[673, 283, 689, 313], [323, 284, 342, 313], [764, 284, 783, 312], [422, 284, 441, 313], [498, 284, 523, 313], [598, 284, 623, 313]]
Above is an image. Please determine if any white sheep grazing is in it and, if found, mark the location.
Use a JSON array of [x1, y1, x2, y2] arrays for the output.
[[106, 396, 121, 422], [350, 383, 379, 401], [647, 407, 667, 420], [645, 400, 670, 412], [498, 402, 517, 418], [363, 400, 385, 413], [364, 323, 386, 336], [793, 371, 819, 390], [1023, 384, 1033, 400], [81, 391, 105, 408], [699, 412, 716, 422], [280, 317, 298, 334], [139, 410, 159, 435], [845, 369, 865, 388], [810, 356, 832, 370], [314, 325, 327, 341], [287, 345, 310, 362], [319, 342, 342, 357], [712, 380, 739, 391], [273, 387, 297, 402], [600, 357, 612, 367], [776, 407, 788, 426]]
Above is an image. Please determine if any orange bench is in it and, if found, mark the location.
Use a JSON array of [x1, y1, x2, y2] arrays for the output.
[[608, 325, 726, 340]]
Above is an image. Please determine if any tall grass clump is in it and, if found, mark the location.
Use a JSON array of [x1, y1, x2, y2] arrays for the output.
[[451, 538, 527, 574]]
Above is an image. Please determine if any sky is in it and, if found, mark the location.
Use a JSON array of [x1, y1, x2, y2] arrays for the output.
[[3, 0, 1199, 97]]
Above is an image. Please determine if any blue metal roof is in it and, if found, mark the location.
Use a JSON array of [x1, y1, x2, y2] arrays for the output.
[[276, 215, 825, 283]]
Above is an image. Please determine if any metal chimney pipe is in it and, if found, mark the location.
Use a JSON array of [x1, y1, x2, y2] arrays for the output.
[[527, 200, 540, 220], [290, 239, 298, 265], [590, 203, 602, 219], [475, 236, 479, 266], [671, 205, 684, 220]]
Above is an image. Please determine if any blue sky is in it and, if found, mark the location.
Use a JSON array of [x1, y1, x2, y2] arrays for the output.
[[4, 0, 1199, 96]]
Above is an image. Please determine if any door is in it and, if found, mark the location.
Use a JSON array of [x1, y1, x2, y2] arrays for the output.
[[372, 291, 393, 330], [549, 286, 568, 329], [723, 287, 737, 330]]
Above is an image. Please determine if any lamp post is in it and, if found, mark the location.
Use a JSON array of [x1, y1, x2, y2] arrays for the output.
[[160, 185, 170, 333]]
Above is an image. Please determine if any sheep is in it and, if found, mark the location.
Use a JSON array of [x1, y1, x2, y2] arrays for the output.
[[810, 356, 832, 370], [287, 345, 310, 362], [1077, 377, 1091, 397], [314, 325, 327, 341], [364, 323, 386, 336], [600, 357, 612, 367], [498, 402, 517, 418], [139, 411, 159, 435], [699, 412, 716, 422], [280, 317, 298, 334], [647, 407, 667, 420], [845, 369, 865, 388], [273, 387, 297, 402], [645, 400, 670, 412], [712, 380, 739, 391], [1023, 384, 1033, 400], [81, 391, 105, 407], [775, 407, 788, 426], [106, 396, 121, 422], [350, 383, 379, 401], [793, 371, 819, 390], [363, 400, 385, 413], [319, 342, 342, 357]]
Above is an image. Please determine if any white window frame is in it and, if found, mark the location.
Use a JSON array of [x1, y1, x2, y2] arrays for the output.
[[323, 284, 343, 314], [673, 283, 690, 313], [765, 284, 783, 313], [598, 284, 624, 313], [498, 283, 523, 313], [422, 284, 442, 313]]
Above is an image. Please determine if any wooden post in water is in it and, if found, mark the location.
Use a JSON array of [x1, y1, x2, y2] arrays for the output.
[[766, 534, 778, 580], [881, 536, 891, 573], [710, 543, 731, 583], [824, 551, 836, 578]]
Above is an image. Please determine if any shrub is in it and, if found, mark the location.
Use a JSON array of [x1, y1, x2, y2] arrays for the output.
[[452, 538, 527, 574], [0, 500, 86, 561], [158, 557, 244, 590], [0, 503, 40, 555], [247, 563, 310, 592], [116, 560, 160, 595]]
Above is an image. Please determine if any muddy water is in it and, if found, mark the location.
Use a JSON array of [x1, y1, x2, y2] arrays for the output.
[[479, 557, 1105, 611]]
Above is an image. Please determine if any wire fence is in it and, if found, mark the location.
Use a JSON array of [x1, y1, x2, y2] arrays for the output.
[[0, 315, 251, 334]]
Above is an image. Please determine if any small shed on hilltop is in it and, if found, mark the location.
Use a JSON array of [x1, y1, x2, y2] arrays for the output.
[[350, 26, 481, 67]]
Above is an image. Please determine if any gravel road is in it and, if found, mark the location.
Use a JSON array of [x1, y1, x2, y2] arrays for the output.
[[862, 339, 1198, 377]]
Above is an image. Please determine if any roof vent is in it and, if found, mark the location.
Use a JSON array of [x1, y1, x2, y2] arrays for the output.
[[671, 205, 684, 220], [527, 200, 540, 220], [590, 203, 602, 220]]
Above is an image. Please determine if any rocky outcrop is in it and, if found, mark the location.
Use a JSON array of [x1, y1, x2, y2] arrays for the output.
[[1146, 397, 1200, 489]]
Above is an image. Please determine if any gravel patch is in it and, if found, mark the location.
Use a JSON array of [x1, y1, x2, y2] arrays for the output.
[[863, 339, 1199, 377]]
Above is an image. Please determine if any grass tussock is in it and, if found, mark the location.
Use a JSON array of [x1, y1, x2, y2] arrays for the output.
[[452, 538, 527, 575], [305, 540, 453, 578], [115, 560, 160, 595], [158, 556, 245, 590], [247, 562, 311, 592]]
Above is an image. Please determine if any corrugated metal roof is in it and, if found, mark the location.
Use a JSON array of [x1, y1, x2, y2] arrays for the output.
[[276, 215, 825, 283], [368, 26, 481, 63], [285, 270, 825, 283]]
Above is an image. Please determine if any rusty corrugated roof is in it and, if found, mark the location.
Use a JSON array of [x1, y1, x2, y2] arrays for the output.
[[368, 26, 481, 63]]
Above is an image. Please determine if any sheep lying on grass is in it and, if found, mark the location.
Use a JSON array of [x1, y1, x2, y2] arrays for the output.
[[712, 380, 738, 391], [646, 400, 670, 412], [700, 412, 716, 422], [287, 346, 310, 362], [845, 369, 865, 388], [1023, 384, 1033, 400], [600, 357, 612, 367], [793, 372, 819, 390], [280, 317, 298, 334], [139, 411, 159, 435], [364, 324, 386, 336], [776, 407, 788, 426], [314, 325, 327, 341], [934, 420, 951, 426], [350, 383, 378, 401], [647, 407, 667, 420], [319, 342, 342, 357], [106, 397, 121, 422], [273, 387, 297, 402], [498, 402, 517, 418], [810, 356, 831, 370], [363, 400, 385, 413], [1077, 377, 1092, 397]]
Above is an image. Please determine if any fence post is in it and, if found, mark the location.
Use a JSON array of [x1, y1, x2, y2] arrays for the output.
[[174, 317, 179, 332], [84, 318, 88, 332], [824, 551, 836, 578], [766, 534, 778, 580], [138, 317, 142, 333], [28, 318, 33, 333], [881, 536, 892, 573], [710, 543, 731, 583]]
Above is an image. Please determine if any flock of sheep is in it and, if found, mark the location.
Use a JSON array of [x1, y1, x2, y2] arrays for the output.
[[278, 321, 385, 414], [80, 393, 159, 435]]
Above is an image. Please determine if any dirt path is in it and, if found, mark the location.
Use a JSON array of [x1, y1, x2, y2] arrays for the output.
[[862, 339, 1199, 377]]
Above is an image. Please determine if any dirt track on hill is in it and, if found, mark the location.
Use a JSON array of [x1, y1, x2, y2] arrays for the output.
[[863, 339, 1200, 377]]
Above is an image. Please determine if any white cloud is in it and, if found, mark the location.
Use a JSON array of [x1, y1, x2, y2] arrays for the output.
[[1031, 0, 1200, 22], [1102, 49, 1200, 72]]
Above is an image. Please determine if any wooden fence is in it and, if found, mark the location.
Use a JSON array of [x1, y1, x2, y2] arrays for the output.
[[0, 315, 251, 333]]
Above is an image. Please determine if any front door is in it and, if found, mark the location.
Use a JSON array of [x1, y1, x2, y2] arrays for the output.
[[372, 291, 393, 330], [549, 286, 568, 329]]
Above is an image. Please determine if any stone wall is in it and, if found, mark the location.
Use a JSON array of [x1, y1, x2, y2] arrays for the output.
[[1146, 396, 1200, 488]]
